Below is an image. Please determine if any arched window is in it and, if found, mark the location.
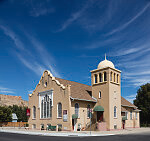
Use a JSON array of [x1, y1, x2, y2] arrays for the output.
[[57, 103, 62, 118], [99, 73, 102, 82], [87, 105, 90, 118], [104, 72, 107, 81], [44, 81, 47, 87], [99, 91, 101, 99], [41, 95, 52, 119], [114, 106, 117, 118], [75, 103, 79, 117], [94, 74, 97, 83], [114, 73, 116, 82], [117, 74, 119, 83], [110, 72, 113, 81], [33, 106, 36, 119]]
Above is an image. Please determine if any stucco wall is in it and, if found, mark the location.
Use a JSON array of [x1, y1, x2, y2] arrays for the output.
[[70, 100, 95, 130], [28, 71, 72, 131]]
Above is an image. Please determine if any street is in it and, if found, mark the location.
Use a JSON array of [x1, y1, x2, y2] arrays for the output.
[[0, 132, 150, 141]]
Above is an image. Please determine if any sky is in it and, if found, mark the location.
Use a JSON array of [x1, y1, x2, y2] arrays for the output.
[[0, 0, 150, 103]]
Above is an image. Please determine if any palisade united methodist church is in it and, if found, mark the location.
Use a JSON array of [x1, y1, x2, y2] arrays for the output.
[[28, 56, 140, 131]]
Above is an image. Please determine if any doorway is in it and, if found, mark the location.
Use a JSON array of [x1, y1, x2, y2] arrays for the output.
[[97, 111, 103, 122], [72, 119, 77, 131]]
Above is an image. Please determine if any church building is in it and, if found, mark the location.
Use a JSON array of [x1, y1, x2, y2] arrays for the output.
[[28, 56, 140, 131]]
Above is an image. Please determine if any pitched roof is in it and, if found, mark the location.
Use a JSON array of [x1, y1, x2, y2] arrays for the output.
[[56, 78, 96, 102], [56, 77, 136, 107], [121, 96, 136, 107]]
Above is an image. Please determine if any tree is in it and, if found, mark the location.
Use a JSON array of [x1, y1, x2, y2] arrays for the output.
[[0, 106, 12, 122], [9, 105, 28, 122], [134, 83, 150, 126]]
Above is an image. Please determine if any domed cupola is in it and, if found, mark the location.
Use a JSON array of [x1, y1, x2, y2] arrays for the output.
[[98, 54, 115, 69]]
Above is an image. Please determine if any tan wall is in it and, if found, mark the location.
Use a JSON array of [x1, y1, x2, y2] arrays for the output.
[[91, 67, 121, 130], [70, 100, 95, 130], [91, 68, 110, 130], [122, 107, 140, 128], [28, 71, 72, 131], [109, 68, 121, 130]]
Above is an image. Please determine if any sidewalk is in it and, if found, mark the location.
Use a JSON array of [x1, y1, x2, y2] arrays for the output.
[[0, 127, 150, 137]]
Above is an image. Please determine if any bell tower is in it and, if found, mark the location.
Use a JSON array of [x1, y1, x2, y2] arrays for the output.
[[91, 55, 121, 130]]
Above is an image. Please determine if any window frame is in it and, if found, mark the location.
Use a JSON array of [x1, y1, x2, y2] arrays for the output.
[[130, 111, 132, 120], [87, 104, 91, 118], [99, 91, 101, 99], [33, 106, 36, 119], [57, 102, 62, 118], [75, 103, 79, 118], [94, 74, 98, 83], [114, 106, 117, 118]]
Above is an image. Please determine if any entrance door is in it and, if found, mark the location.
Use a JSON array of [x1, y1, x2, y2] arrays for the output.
[[97, 111, 103, 122], [122, 120, 125, 129], [72, 119, 77, 131]]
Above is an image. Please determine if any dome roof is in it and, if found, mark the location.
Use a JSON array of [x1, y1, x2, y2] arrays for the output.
[[98, 55, 115, 69]]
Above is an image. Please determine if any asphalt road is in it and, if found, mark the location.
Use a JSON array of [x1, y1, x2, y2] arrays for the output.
[[0, 132, 150, 141]]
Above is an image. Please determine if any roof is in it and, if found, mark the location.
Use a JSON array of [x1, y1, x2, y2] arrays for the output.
[[56, 78, 96, 102], [98, 57, 115, 69], [121, 97, 136, 108], [56, 77, 136, 107]]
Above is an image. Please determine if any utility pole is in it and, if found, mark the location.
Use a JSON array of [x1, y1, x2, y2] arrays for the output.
[[90, 108, 92, 135]]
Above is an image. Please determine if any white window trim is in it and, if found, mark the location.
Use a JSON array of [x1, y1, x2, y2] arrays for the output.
[[39, 90, 53, 119]]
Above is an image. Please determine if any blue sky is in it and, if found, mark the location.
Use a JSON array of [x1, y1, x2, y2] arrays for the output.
[[0, 0, 150, 103]]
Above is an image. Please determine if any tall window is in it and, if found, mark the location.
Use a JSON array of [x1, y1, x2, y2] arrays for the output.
[[99, 91, 101, 99], [99, 73, 102, 82], [57, 103, 62, 118], [117, 74, 119, 83], [110, 72, 113, 81], [87, 105, 90, 118], [75, 103, 79, 117], [136, 112, 137, 120], [33, 106, 36, 119], [94, 74, 97, 83], [104, 72, 107, 81], [41, 94, 52, 118], [114, 106, 117, 118], [125, 112, 128, 120], [114, 73, 116, 82], [130, 111, 132, 120]]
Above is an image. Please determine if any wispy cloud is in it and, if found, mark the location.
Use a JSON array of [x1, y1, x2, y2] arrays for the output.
[[0, 24, 60, 77], [106, 3, 150, 36], [56, 0, 93, 32], [84, 37, 120, 49], [78, 54, 100, 58], [26, 0, 55, 17], [0, 25, 24, 50], [125, 94, 137, 104], [23, 32, 60, 77], [0, 86, 15, 94]]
